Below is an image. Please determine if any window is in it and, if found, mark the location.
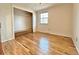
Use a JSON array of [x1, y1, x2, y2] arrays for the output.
[[40, 12, 48, 24]]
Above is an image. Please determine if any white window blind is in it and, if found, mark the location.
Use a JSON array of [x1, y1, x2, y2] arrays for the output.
[[40, 12, 48, 24]]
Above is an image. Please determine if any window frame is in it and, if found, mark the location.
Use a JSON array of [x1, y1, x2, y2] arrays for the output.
[[40, 12, 48, 24]]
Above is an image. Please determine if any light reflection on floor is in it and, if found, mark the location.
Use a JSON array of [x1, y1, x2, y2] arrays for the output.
[[39, 37, 49, 54]]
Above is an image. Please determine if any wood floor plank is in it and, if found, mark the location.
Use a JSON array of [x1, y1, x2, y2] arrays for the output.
[[2, 40, 30, 55], [2, 32, 78, 55]]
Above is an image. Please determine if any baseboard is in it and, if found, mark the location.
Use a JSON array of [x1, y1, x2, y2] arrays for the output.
[[76, 45, 79, 54], [36, 31, 71, 38], [15, 29, 33, 37], [1, 38, 14, 43], [72, 38, 79, 54]]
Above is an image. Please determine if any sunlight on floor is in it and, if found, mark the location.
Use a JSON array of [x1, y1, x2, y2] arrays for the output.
[[39, 37, 49, 54]]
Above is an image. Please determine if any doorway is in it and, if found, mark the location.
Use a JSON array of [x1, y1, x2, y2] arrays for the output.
[[14, 8, 33, 37]]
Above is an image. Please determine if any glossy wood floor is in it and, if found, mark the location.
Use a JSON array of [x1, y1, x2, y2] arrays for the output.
[[2, 32, 78, 55], [0, 34, 4, 55], [0, 39, 4, 55]]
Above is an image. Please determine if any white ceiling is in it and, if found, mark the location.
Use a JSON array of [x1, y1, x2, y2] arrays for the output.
[[14, 3, 55, 11]]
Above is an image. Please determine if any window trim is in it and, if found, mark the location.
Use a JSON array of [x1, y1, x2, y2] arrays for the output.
[[40, 12, 48, 24]]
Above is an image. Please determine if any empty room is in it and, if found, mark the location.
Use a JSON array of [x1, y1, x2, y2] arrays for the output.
[[0, 3, 79, 55]]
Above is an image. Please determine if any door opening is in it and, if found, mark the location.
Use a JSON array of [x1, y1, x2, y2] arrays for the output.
[[14, 8, 33, 37]]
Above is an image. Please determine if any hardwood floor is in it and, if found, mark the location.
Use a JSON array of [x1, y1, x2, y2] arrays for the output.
[[2, 40, 30, 55], [2, 32, 78, 55], [0, 41, 4, 55], [0, 37, 4, 55]]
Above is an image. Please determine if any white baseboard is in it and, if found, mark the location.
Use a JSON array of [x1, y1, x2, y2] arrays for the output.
[[36, 31, 72, 38], [72, 38, 79, 54], [1, 38, 14, 43]]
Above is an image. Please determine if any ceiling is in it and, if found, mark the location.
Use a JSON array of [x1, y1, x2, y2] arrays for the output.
[[14, 3, 56, 11]]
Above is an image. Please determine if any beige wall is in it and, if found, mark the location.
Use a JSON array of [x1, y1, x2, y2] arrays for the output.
[[36, 4, 73, 37], [0, 4, 13, 42], [73, 4, 79, 53], [14, 8, 32, 33]]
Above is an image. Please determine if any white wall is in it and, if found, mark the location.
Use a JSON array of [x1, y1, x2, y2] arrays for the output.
[[0, 3, 36, 42], [0, 4, 13, 42], [14, 8, 32, 33], [73, 4, 79, 53], [12, 4, 36, 33], [36, 4, 73, 37]]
